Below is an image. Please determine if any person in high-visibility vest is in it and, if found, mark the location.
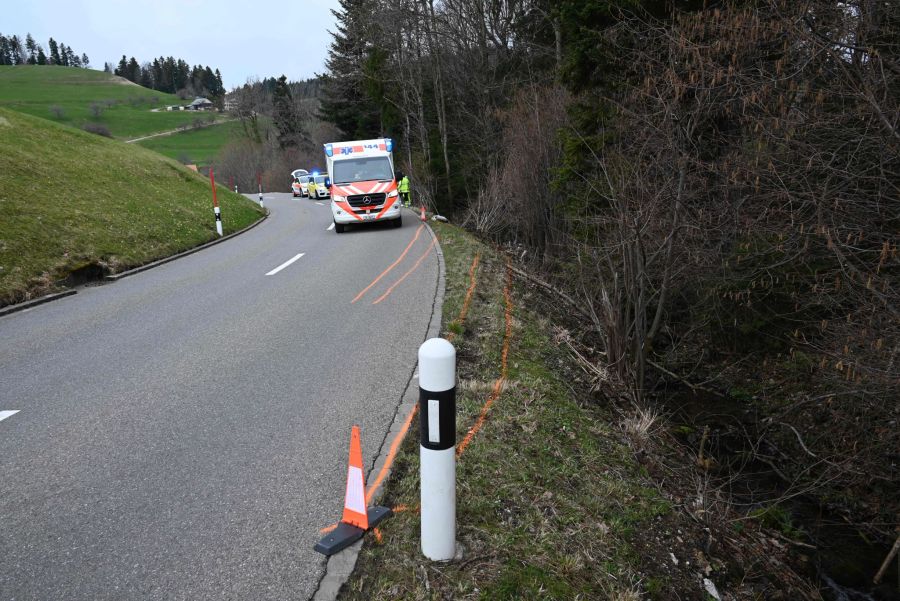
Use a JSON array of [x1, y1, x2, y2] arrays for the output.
[[398, 173, 411, 207]]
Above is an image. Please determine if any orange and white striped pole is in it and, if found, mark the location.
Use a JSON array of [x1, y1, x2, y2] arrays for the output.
[[209, 168, 223, 237], [418, 338, 456, 560]]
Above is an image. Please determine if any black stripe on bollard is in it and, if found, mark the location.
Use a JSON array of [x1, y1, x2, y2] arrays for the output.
[[419, 387, 456, 451]]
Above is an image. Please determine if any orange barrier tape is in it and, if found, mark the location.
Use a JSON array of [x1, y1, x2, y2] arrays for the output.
[[457, 260, 513, 458], [372, 238, 437, 305], [352, 224, 425, 303], [448, 253, 480, 342], [373, 527, 383, 544], [320, 523, 337, 534]]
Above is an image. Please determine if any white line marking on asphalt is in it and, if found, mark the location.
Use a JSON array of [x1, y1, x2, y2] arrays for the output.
[[327, 223, 335, 231], [0, 410, 20, 423], [266, 253, 305, 276], [316, 202, 324, 206]]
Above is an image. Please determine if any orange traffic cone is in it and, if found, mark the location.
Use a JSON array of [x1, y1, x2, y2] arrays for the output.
[[342, 426, 369, 529], [420, 205, 426, 221], [314, 426, 392, 555]]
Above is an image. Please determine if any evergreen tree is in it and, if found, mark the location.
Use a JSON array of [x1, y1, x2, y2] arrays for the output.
[[320, 0, 380, 137], [65, 45, 76, 67], [81, 53, 89, 68], [126, 57, 140, 82], [140, 62, 152, 88], [25, 33, 36, 64], [116, 55, 127, 76], [48, 38, 60, 65], [9, 35, 23, 64], [59, 44, 69, 66], [203, 66, 216, 96], [104, 61, 113, 73], [272, 74, 308, 149], [36, 46, 46, 65], [0, 35, 10, 65]]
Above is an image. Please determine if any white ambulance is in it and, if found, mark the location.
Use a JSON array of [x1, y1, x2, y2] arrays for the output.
[[324, 138, 402, 233]]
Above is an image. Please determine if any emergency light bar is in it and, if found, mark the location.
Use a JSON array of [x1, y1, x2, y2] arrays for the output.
[[325, 143, 334, 157], [385, 138, 393, 152]]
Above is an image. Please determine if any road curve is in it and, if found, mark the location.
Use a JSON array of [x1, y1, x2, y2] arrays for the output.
[[0, 194, 440, 600]]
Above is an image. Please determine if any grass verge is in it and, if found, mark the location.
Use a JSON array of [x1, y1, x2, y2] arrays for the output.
[[337, 222, 724, 600], [338, 222, 823, 599], [0, 107, 264, 306]]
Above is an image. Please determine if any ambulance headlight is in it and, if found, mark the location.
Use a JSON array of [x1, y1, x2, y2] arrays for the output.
[[387, 190, 398, 198], [332, 194, 346, 202]]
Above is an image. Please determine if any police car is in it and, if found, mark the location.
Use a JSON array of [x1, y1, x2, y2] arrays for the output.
[[310, 174, 330, 199]]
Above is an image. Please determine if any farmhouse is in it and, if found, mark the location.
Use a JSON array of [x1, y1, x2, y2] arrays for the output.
[[187, 97, 214, 111]]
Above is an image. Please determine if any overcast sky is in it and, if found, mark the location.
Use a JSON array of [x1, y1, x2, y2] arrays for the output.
[[3, 0, 340, 88]]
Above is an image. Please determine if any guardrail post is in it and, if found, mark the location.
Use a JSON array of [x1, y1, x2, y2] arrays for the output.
[[418, 338, 456, 560], [257, 173, 264, 208]]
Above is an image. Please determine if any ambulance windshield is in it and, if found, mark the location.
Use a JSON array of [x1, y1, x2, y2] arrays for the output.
[[333, 157, 393, 184]]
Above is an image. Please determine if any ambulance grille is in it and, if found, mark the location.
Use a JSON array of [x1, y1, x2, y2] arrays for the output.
[[347, 193, 386, 207]]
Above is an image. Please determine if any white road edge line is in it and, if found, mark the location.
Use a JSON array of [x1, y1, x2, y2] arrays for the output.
[[0, 410, 20, 422], [327, 223, 335, 231], [266, 253, 305, 276], [316, 202, 324, 206]]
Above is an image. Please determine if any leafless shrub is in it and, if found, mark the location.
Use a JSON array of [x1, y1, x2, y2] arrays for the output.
[[559, 0, 898, 513], [48, 105, 64, 119], [88, 102, 103, 118], [82, 122, 111, 137], [463, 85, 570, 254]]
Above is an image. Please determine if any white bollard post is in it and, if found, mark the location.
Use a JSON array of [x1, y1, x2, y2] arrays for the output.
[[234, 185, 238, 193], [419, 338, 456, 560], [214, 205, 223, 237]]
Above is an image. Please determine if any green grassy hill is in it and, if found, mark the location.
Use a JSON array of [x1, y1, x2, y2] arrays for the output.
[[136, 119, 245, 166], [0, 65, 224, 139], [0, 107, 265, 306]]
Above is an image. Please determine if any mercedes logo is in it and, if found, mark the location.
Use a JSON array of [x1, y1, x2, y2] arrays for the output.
[[363, 196, 370, 204]]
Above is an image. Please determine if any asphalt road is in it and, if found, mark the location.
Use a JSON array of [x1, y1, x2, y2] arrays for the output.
[[0, 194, 440, 600]]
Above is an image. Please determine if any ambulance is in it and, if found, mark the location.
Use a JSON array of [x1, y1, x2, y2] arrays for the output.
[[324, 138, 402, 233]]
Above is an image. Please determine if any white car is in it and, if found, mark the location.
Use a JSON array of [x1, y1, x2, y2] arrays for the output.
[[291, 169, 309, 197]]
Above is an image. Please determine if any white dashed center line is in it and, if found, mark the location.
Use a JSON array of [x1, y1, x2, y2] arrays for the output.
[[0, 410, 20, 423], [327, 223, 335, 231], [266, 253, 305, 276]]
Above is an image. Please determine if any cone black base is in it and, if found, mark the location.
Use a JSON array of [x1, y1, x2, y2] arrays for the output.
[[313, 506, 393, 556]]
